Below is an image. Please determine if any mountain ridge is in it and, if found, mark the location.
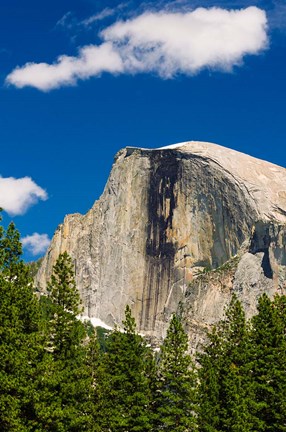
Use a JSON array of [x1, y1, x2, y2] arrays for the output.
[[36, 141, 286, 345]]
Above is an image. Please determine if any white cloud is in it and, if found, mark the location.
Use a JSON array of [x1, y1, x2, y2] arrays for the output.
[[7, 43, 123, 91], [6, 6, 268, 90], [0, 176, 47, 216], [103, 6, 268, 77], [22, 233, 51, 256]]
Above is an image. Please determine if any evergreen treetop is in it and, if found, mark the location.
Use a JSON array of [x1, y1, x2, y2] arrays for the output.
[[155, 313, 197, 432], [96, 305, 153, 432], [0, 214, 41, 432]]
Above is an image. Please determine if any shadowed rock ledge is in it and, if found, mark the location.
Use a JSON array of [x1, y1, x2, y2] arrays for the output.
[[36, 141, 286, 345]]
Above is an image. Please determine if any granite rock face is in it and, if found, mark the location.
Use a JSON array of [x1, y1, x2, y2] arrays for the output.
[[36, 142, 286, 343]]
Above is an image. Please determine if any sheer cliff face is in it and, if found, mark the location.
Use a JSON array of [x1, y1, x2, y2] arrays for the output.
[[36, 142, 286, 340]]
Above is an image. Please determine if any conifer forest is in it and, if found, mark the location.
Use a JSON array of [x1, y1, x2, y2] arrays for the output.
[[0, 213, 286, 432]]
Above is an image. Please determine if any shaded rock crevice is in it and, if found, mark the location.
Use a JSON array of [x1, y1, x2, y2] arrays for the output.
[[141, 150, 180, 330]]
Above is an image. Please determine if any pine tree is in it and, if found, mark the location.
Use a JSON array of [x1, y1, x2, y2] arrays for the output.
[[96, 305, 153, 432], [0, 216, 41, 431], [218, 296, 255, 431], [47, 252, 83, 359], [196, 325, 222, 432], [85, 328, 102, 432], [249, 293, 286, 432], [198, 295, 254, 432], [33, 252, 92, 432], [154, 313, 197, 432]]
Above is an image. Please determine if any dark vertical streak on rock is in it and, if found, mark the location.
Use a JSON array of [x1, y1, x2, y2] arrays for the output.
[[140, 151, 180, 330]]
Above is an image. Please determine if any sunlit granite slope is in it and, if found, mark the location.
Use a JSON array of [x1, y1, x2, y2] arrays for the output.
[[36, 141, 286, 344]]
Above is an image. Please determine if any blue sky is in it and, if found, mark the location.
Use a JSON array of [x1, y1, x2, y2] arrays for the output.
[[0, 0, 285, 260]]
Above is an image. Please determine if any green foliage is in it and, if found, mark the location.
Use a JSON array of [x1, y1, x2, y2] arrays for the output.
[[1, 221, 22, 272], [96, 305, 153, 431], [1, 210, 286, 432], [193, 256, 239, 278], [197, 295, 254, 432], [26, 257, 43, 281], [213, 255, 239, 273], [197, 293, 286, 432], [47, 252, 83, 359], [194, 266, 212, 276], [95, 325, 110, 352], [154, 313, 197, 432], [33, 251, 92, 432], [249, 293, 286, 431], [0, 215, 41, 431], [38, 294, 54, 332], [48, 252, 81, 313]]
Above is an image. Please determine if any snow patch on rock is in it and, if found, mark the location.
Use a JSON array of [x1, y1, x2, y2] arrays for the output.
[[80, 316, 113, 330]]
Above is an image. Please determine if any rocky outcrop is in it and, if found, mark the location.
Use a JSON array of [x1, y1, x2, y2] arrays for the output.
[[183, 220, 286, 350], [36, 141, 286, 344]]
